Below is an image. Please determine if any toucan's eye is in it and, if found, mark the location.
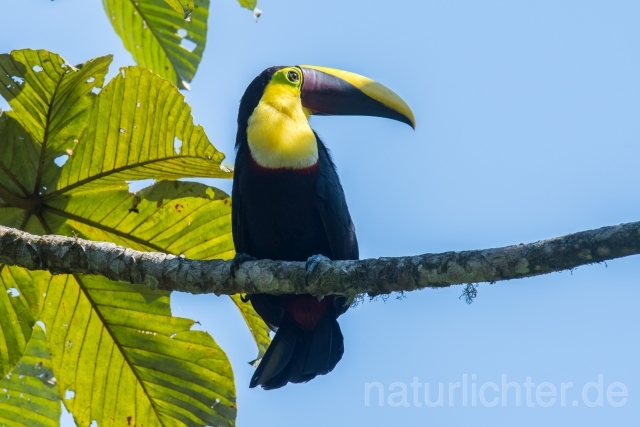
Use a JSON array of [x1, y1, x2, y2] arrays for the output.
[[287, 70, 300, 83]]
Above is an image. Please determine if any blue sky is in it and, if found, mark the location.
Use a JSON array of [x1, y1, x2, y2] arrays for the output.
[[1, 0, 639, 425]]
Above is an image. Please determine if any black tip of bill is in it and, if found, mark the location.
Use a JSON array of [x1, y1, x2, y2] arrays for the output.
[[300, 66, 416, 129]]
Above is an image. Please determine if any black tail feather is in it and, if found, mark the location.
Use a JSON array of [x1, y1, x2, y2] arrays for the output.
[[250, 315, 344, 390], [326, 319, 344, 374], [303, 314, 333, 376], [249, 321, 296, 388]]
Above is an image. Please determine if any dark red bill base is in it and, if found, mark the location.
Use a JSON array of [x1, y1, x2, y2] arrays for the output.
[[300, 67, 415, 128]]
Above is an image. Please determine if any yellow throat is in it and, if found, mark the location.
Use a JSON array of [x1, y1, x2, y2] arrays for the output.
[[246, 67, 318, 169]]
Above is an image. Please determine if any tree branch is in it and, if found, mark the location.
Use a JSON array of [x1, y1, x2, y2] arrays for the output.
[[0, 223, 638, 297]]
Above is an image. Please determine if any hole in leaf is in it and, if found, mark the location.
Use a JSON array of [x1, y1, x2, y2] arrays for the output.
[[6, 288, 19, 297], [11, 76, 24, 85], [136, 102, 141, 108], [54, 154, 69, 166], [180, 38, 197, 52], [33, 65, 43, 72], [177, 28, 187, 38], [35, 320, 46, 333], [92, 87, 101, 95], [127, 179, 155, 193], [119, 128, 126, 133], [87, 76, 95, 83], [65, 389, 75, 399], [90, 421, 98, 427], [174, 136, 182, 154]]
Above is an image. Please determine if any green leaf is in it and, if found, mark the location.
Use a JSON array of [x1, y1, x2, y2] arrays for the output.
[[49, 66, 229, 196], [0, 50, 112, 200], [0, 325, 61, 427], [44, 181, 233, 255], [230, 295, 270, 362], [36, 181, 239, 426], [40, 274, 235, 427], [237, 0, 257, 11], [0, 50, 111, 160], [0, 50, 239, 425], [164, 0, 194, 18], [0, 266, 50, 378], [0, 111, 40, 200], [103, 0, 209, 89]]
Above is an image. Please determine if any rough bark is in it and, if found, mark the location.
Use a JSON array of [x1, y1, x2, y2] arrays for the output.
[[0, 223, 638, 298]]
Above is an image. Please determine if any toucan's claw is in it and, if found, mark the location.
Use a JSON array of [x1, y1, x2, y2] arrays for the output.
[[305, 254, 330, 287], [231, 253, 257, 279]]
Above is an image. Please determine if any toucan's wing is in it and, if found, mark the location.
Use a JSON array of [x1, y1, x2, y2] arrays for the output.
[[232, 145, 286, 329], [231, 145, 249, 255], [314, 136, 359, 262]]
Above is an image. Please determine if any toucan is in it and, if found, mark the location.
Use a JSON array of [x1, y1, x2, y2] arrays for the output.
[[232, 65, 415, 390]]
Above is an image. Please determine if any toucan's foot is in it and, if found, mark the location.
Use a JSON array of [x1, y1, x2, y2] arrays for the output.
[[305, 254, 330, 287], [231, 253, 257, 279]]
